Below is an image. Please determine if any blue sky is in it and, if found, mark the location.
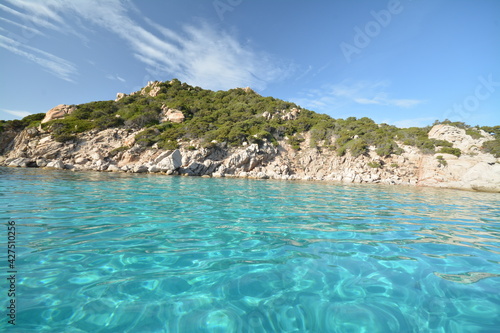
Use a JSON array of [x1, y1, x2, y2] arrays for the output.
[[1, 0, 499, 127]]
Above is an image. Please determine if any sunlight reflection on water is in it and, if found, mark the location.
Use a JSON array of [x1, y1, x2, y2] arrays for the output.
[[1, 167, 499, 332]]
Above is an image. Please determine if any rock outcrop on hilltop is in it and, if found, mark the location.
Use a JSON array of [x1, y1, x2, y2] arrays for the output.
[[1, 80, 499, 192], [41, 104, 76, 123], [1, 122, 499, 192]]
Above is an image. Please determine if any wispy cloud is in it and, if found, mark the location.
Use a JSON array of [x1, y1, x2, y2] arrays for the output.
[[1, 0, 291, 90], [0, 3, 62, 31], [293, 80, 424, 114], [0, 17, 45, 37], [0, 108, 32, 118], [0, 34, 77, 81], [105, 74, 126, 83], [354, 94, 423, 108]]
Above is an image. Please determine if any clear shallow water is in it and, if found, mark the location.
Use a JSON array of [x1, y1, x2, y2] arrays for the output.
[[1, 167, 499, 333]]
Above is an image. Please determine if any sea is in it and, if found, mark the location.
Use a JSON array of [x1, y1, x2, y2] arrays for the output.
[[1, 167, 499, 332]]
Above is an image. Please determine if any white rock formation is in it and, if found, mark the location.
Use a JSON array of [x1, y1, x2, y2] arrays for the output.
[[0, 124, 498, 192], [41, 105, 76, 123]]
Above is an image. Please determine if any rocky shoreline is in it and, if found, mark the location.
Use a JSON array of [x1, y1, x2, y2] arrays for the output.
[[1, 123, 499, 192]]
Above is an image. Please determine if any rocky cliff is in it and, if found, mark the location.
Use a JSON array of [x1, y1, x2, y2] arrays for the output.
[[1, 122, 499, 192]]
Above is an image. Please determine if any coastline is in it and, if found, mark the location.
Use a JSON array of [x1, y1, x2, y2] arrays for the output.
[[1, 124, 499, 193]]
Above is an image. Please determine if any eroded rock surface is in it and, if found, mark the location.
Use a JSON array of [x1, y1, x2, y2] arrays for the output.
[[1, 124, 499, 192]]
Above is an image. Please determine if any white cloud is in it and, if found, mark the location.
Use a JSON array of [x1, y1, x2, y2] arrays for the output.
[[0, 34, 77, 81], [106, 74, 126, 83], [0, 17, 45, 37], [2, 0, 291, 90], [0, 108, 33, 118], [293, 80, 424, 114], [0, 3, 61, 31]]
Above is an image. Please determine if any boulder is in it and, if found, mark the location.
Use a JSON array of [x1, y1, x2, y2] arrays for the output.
[[8, 158, 30, 167], [148, 165, 161, 173], [115, 93, 127, 102], [461, 162, 500, 192], [46, 160, 65, 169], [74, 157, 89, 165], [41, 105, 76, 124], [107, 164, 121, 172], [133, 165, 148, 173], [36, 158, 48, 167], [156, 149, 182, 171], [160, 105, 185, 123], [428, 124, 494, 154], [149, 86, 160, 97]]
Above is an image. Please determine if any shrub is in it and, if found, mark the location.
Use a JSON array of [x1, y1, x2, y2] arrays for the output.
[[436, 155, 447, 167], [158, 139, 179, 150], [376, 140, 403, 157], [95, 115, 124, 130], [48, 119, 94, 142], [3, 79, 493, 157], [288, 134, 304, 150], [134, 128, 160, 147], [125, 111, 159, 128], [367, 161, 382, 168], [53, 133, 77, 142], [347, 138, 368, 157], [22, 113, 45, 127], [482, 139, 500, 158], [465, 128, 483, 140], [439, 147, 461, 157], [109, 146, 128, 156], [433, 139, 453, 148]]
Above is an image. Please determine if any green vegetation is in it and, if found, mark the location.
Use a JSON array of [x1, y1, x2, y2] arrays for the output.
[[0, 113, 45, 133], [109, 146, 129, 156], [367, 161, 382, 168], [433, 120, 500, 157], [436, 155, 447, 167], [438, 147, 462, 157], [465, 128, 483, 139], [481, 126, 500, 158], [2, 80, 498, 159]]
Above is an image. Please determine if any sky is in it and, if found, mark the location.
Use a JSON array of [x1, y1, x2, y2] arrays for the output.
[[1, 0, 499, 128]]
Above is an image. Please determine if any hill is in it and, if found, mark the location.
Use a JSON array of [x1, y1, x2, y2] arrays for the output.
[[1, 79, 499, 192]]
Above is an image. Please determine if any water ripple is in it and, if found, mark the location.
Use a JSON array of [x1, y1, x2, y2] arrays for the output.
[[1, 167, 499, 332]]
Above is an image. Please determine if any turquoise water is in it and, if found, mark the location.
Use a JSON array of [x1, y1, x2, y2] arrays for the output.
[[1, 167, 499, 333]]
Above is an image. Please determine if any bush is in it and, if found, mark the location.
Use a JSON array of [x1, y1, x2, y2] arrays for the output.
[[376, 140, 403, 157], [436, 155, 447, 167], [438, 147, 461, 157], [22, 113, 45, 127], [3, 79, 493, 157], [482, 139, 500, 158], [0, 113, 46, 133], [47, 119, 94, 141], [466, 128, 483, 139], [367, 161, 382, 168], [134, 128, 160, 147], [109, 146, 128, 156], [288, 134, 304, 150], [158, 139, 179, 150], [347, 138, 368, 157], [53, 133, 77, 142], [125, 111, 159, 128], [95, 115, 124, 130]]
